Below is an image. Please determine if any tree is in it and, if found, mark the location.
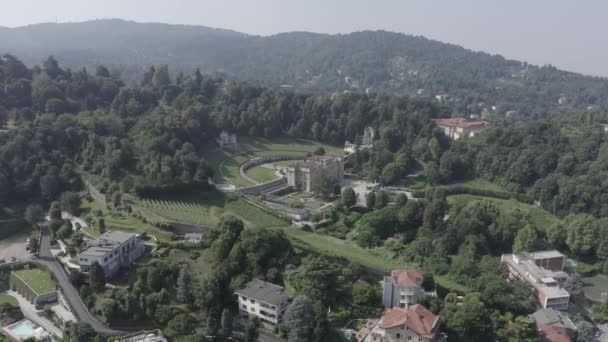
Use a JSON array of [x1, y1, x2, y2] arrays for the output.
[[165, 313, 195, 338], [395, 193, 408, 208], [49, 201, 62, 221], [563, 273, 583, 297], [95, 65, 110, 78], [381, 162, 401, 185], [512, 225, 538, 253], [220, 308, 233, 338], [576, 320, 594, 342], [90, 262, 106, 292], [445, 293, 494, 342], [97, 218, 106, 234], [507, 316, 541, 342], [147, 267, 162, 292], [341, 187, 357, 207], [375, 190, 389, 209], [313, 147, 325, 156], [176, 264, 193, 304], [283, 295, 315, 342], [60, 191, 81, 215], [24, 204, 44, 225], [365, 191, 376, 209], [245, 317, 260, 342], [68, 322, 97, 342]]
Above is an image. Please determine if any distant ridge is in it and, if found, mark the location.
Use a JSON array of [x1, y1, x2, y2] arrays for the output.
[[1, 19, 607, 117]]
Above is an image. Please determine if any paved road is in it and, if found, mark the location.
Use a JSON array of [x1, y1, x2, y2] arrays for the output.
[[6, 290, 63, 338], [38, 227, 122, 336]]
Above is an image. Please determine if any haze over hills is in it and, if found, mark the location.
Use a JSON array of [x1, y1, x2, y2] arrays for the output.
[[2, 19, 608, 118]]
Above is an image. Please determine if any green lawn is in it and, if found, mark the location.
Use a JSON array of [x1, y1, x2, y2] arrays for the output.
[[137, 191, 288, 229], [447, 194, 560, 230], [81, 199, 174, 242], [13, 269, 56, 294], [583, 274, 608, 303], [0, 294, 18, 307], [203, 136, 342, 187], [246, 165, 279, 183], [452, 178, 507, 192]]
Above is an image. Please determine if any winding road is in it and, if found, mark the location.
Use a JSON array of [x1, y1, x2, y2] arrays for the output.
[[38, 227, 123, 336]]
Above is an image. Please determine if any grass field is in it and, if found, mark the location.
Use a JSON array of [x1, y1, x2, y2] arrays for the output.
[[0, 294, 18, 307], [203, 136, 342, 187], [81, 200, 174, 242], [583, 274, 608, 303], [13, 269, 55, 294], [453, 178, 507, 192], [245, 165, 279, 183], [447, 194, 560, 230], [138, 191, 288, 229]]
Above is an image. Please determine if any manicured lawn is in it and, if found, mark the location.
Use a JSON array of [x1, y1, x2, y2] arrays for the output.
[[13, 269, 55, 294], [0, 294, 18, 307], [447, 194, 560, 230], [246, 165, 279, 183], [202, 136, 342, 187], [583, 274, 608, 303], [137, 191, 288, 229], [81, 199, 174, 242], [452, 178, 507, 192]]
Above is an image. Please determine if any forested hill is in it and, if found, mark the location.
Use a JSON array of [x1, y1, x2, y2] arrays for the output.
[[2, 19, 608, 119]]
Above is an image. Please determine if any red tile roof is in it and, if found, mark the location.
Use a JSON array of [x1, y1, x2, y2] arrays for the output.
[[538, 325, 572, 342], [391, 269, 423, 287], [380, 304, 441, 339], [433, 118, 490, 129]]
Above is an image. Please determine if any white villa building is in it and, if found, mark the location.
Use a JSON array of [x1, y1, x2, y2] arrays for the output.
[[382, 269, 428, 309], [235, 279, 289, 327], [78, 231, 145, 278]]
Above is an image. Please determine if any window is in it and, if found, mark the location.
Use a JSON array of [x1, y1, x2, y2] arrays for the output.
[[250, 299, 255, 304], [407, 337, 412, 341], [396, 333, 401, 338], [242, 305, 247, 310]]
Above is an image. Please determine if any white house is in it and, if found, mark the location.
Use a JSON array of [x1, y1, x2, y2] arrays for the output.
[[382, 269, 427, 309], [235, 279, 289, 327], [78, 231, 145, 278]]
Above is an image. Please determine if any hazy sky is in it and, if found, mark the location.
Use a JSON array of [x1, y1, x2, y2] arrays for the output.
[[1, 0, 607, 76]]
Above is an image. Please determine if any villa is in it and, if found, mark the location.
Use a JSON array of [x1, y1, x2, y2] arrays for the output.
[[382, 269, 429, 309], [432, 118, 490, 140], [366, 304, 444, 342]]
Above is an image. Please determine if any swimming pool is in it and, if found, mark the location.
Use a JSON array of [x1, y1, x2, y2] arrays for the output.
[[5, 319, 38, 337]]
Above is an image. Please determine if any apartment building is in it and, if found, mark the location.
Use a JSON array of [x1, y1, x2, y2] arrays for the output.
[[235, 279, 289, 327], [432, 118, 490, 140], [78, 231, 146, 278], [368, 304, 443, 342], [382, 270, 427, 309], [501, 251, 570, 310]]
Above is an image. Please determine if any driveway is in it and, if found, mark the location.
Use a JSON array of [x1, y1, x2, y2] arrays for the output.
[[38, 226, 123, 336], [0, 232, 30, 263]]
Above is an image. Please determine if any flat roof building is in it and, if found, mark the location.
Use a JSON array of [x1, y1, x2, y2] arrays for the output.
[[78, 231, 145, 278], [501, 251, 570, 310], [530, 308, 576, 342]]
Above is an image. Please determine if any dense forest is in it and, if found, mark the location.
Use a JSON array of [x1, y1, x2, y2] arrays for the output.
[[0, 54, 451, 206], [2, 19, 608, 119]]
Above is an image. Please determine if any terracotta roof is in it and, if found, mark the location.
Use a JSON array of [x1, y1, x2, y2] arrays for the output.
[[380, 304, 441, 339], [390, 269, 424, 287], [538, 325, 572, 342], [433, 118, 490, 129]]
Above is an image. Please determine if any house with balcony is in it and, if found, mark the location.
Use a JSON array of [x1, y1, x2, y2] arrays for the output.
[[382, 269, 431, 309], [501, 250, 570, 310], [235, 279, 289, 327], [432, 118, 490, 140]]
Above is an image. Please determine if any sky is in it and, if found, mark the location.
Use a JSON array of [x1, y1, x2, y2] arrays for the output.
[[1, 0, 607, 76]]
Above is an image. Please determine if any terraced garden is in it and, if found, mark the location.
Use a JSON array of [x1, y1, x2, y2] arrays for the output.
[[136, 191, 288, 229]]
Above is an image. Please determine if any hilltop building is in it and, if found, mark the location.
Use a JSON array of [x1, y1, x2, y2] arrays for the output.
[[432, 118, 490, 140], [235, 279, 289, 327], [382, 269, 427, 309], [345, 126, 376, 154], [78, 231, 146, 278], [287, 154, 344, 193], [367, 304, 444, 342], [501, 250, 570, 310], [216, 130, 239, 151], [530, 308, 576, 342]]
